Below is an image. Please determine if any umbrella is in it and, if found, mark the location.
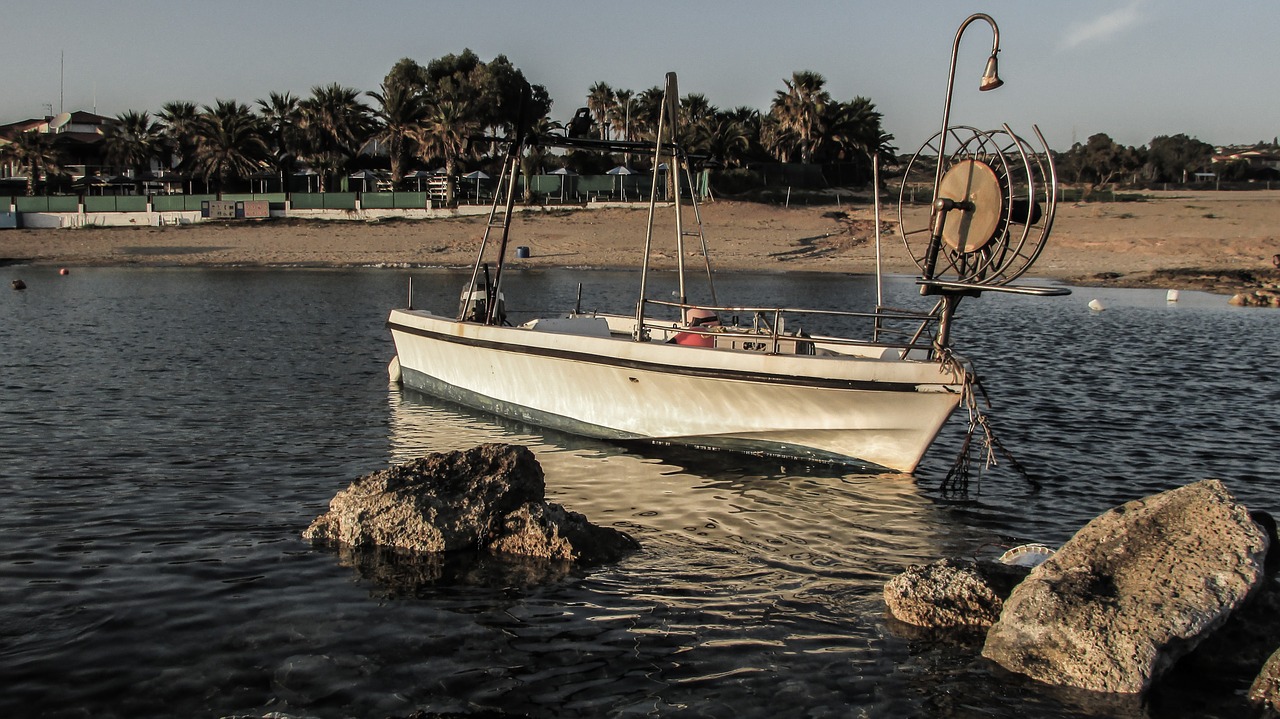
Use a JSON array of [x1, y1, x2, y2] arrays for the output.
[[607, 166, 637, 201], [406, 169, 433, 191], [550, 167, 577, 201], [73, 175, 110, 196], [463, 170, 489, 202], [294, 169, 318, 193], [349, 169, 383, 193]]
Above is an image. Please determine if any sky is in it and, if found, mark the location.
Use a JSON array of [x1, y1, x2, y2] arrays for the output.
[[3, 0, 1277, 154]]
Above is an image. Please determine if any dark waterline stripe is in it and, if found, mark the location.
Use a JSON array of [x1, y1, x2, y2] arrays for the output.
[[387, 319, 945, 393]]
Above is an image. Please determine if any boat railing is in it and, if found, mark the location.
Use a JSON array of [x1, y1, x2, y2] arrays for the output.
[[639, 298, 941, 356]]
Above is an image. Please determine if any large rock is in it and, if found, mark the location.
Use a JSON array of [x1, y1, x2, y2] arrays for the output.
[[884, 558, 1029, 629], [982, 480, 1268, 694], [1229, 285, 1280, 308], [1250, 644, 1280, 712], [304, 444, 638, 565]]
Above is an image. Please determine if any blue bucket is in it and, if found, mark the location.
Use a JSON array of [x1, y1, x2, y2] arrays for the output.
[[515, 246, 530, 258]]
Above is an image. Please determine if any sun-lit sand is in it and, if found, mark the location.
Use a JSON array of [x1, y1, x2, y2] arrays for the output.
[[4, 190, 1279, 293]]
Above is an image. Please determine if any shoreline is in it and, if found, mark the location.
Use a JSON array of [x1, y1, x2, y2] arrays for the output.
[[4, 192, 1279, 295]]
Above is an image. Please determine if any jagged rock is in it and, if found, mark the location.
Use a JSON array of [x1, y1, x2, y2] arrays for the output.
[[1250, 644, 1280, 712], [304, 444, 638, 566], [884, 558, 1030, 628], [982, 480, 1269, 694], [1229, 285, 1280, 307]]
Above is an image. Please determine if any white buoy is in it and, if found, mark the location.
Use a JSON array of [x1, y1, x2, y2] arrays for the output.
[[1166, 289, 1179, 303], [999, 543, 1056, 568], [388, 356, 402, 383], [1088, 298, 1105, 312]]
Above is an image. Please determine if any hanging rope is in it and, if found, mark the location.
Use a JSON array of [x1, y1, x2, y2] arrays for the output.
[[940, 359, 1039, 494]]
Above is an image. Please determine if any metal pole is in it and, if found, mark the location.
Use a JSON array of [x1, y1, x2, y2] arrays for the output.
[[873, 152, 884, 309], [666, 73, 687, 304], [922, 13, 1002, 285], [637, 76, 672, 338]]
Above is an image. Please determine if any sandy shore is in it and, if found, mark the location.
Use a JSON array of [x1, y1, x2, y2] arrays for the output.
[[4, 190, 1279, 294]]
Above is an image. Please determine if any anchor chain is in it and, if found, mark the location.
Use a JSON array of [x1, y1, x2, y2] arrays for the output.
[[939, 353, 1038, 493]]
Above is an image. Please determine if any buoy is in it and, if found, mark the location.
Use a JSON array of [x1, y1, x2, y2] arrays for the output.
[[388, 356, 402, 383], [11, 279, 26, 290], [59, 268, 69, 276], [1166, 289, 1179, 303], [1088, 298, 1105, 312], [999, 543, 1056, 568]]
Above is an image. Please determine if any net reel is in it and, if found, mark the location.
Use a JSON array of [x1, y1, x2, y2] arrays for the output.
[[897, 124, 1057, 288]]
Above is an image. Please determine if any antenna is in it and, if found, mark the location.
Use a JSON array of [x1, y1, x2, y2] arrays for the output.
[[60, 50, 64, 114]]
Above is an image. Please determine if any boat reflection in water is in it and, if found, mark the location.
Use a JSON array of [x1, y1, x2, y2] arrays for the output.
[[378, 385, 1016, 716], [385, 383, 955, 588]]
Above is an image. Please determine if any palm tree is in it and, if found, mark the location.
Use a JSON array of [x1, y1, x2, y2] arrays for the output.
[[520, 114, 564, 203], [769, 70, 831, 164], [412, 99, 480, 206], [759, 114, 797, 163], [677, 93, 717, 155], [190, 99, 268, 193], [826, 97, 896, 183], [103, 109, 163, 193], [158, 101, 200, 177], [630, 86, 669, 145], [298, 84, 375, 191], [0, 131, 64, 196], [608, 89, 636, 143], [586, 82, 615, 140], [368, 80, 427, 186], [257, 91, 304, 190], [706, 111, 754, 168]]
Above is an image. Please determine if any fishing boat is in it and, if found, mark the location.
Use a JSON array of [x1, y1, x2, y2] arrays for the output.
[[388, 14, 1068, 473]]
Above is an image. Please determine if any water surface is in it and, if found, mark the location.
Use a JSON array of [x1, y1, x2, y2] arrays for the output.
[[2, 267, 1277, 718]]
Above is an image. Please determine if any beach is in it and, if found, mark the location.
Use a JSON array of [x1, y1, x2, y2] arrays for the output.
[[4, 189, 1279, 294]]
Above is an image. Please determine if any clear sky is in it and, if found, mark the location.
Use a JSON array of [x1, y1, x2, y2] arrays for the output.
[[3, 0, 1275, 153]]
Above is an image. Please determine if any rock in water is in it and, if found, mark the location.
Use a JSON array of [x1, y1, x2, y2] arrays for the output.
[[884, 558, 1029, 629], [982, 480, 1268, 694], [1250, 645, 1280, 711], [303, 443, 638, 565]]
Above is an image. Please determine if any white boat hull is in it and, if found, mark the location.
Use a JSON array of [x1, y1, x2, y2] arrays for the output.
[[387, 309, 966, 473]]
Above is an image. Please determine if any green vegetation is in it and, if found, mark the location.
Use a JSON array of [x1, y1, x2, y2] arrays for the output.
[[3, 51, 896, 201], [9, 49, 1268, 204], [1057, 132, 1280, 191]]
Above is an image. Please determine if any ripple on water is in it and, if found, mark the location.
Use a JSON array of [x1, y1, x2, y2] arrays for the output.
[[0, 269, 1276, 718]]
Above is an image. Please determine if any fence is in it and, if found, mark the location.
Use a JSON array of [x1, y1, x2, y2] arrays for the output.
[[358, 192, 429, 209], [84, 196, 149, 213], [289, 192, 357, 210], [1, 173, 694, 220], [14, 196, 80, 212]]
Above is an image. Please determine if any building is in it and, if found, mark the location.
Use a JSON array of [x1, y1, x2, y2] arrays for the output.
[[0, 111, 118, 190]]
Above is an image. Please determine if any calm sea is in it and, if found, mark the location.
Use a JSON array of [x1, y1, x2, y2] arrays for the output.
[[2, 266, 1277, 719]]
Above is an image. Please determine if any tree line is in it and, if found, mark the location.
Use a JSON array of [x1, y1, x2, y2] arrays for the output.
[[0, 50, 895, 203], [1059, 132, 1277, 187]]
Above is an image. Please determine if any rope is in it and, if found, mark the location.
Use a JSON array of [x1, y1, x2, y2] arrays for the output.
[[940, 360, 1040, 494]]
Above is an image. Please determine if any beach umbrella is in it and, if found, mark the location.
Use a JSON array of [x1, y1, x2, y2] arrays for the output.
[[607, 165, 637, 201], [73, 175, 109, 196], [349, 169, 383, 193], [463, 170, 490, 202], [550, 167, 576, 201], [406, 170, 433, 192], [294, 169, 318, 193]]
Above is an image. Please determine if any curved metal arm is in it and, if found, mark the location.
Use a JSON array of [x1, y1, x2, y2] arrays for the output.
[[923, 13, 1003, 284]]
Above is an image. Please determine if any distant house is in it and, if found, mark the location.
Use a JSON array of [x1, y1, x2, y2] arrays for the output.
[[1211, 147, 1280, 172], [0, 110, 118, 186]]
